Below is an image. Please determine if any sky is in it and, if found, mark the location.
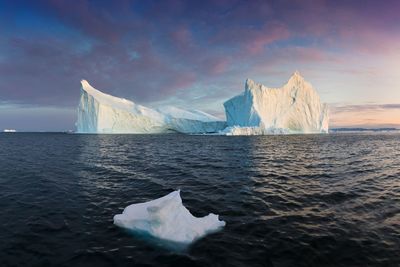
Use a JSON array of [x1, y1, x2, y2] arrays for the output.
[[0, 0, 399, 131]]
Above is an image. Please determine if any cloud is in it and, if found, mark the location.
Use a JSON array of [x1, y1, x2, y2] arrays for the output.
[[208, 22, 290, 54], [330, 103, 400, 128], [332, 104, 400, 113], [1, 0, 400, 130]]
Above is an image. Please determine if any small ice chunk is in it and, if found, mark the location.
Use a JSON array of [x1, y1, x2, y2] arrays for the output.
[[113, 190, 226, 244]]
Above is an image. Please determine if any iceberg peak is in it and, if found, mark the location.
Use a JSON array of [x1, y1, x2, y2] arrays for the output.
[[287, 70, 305, 86], [245, 78, 262, 91], [81, 79, 89, 86], [81, 79, 94, 91], [245, 78, 256, 87], [80, 79, 106, 97], [293, 70, 302, 77]]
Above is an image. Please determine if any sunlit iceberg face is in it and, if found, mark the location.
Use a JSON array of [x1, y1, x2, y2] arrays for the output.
[[223, 71, 329, 135], [113, 190, 226, 246]]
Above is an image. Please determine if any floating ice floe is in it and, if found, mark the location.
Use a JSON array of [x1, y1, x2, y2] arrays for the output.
[[113, 190, 226, 244]]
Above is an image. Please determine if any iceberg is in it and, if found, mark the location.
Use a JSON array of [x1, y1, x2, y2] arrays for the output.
[[76, 80, 226, 134], [76, 71, 329, 135], [222, 71, 329, 135], [113, 190, 226, 244]]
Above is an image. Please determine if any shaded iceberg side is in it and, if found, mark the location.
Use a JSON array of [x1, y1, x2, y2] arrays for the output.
[[158, 106, 226, 134], [166, 118, 226, 134], [113, 190, 226, 244], [223, 72, 329, 135], [76, 80, 225, 134], [77, 86, 99, 133]]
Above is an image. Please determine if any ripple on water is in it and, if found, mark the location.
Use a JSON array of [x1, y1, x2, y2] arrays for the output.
[[0, 132, 399, 266]]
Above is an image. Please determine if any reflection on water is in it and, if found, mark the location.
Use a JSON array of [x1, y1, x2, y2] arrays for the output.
[[0, 132, 399, 267]]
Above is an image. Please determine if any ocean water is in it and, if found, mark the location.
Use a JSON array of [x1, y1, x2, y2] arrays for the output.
[[0, 133, 399, 267]]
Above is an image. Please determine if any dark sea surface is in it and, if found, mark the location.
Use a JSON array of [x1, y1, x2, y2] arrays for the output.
[[0, 133, 399, 267]]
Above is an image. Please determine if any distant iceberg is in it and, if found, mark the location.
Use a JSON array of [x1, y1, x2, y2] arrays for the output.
[[222, 71, 329, 135], [76, 80, 226, 134], [113, 190, 225, 244]]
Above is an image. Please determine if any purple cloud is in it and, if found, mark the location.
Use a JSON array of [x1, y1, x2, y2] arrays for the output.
[[1, 0, 400, 130]]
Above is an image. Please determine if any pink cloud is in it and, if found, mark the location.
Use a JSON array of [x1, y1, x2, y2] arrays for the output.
[[246, 23, 290, 54], [170, 26, 193, 49], [209, 58, 230, 74], [210, 22, 290, 54]]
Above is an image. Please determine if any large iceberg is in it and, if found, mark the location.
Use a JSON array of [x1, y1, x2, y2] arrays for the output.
[[76, 72, 329, 135], [223, 71, 329, 135], [113, 190, 226, 244], [76, 80, 226, 134]]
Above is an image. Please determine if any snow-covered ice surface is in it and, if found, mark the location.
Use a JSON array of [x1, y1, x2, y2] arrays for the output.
[[222, 71, 329, 135], [113, 190, 226, 245], [76, 80, 226, 134]]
